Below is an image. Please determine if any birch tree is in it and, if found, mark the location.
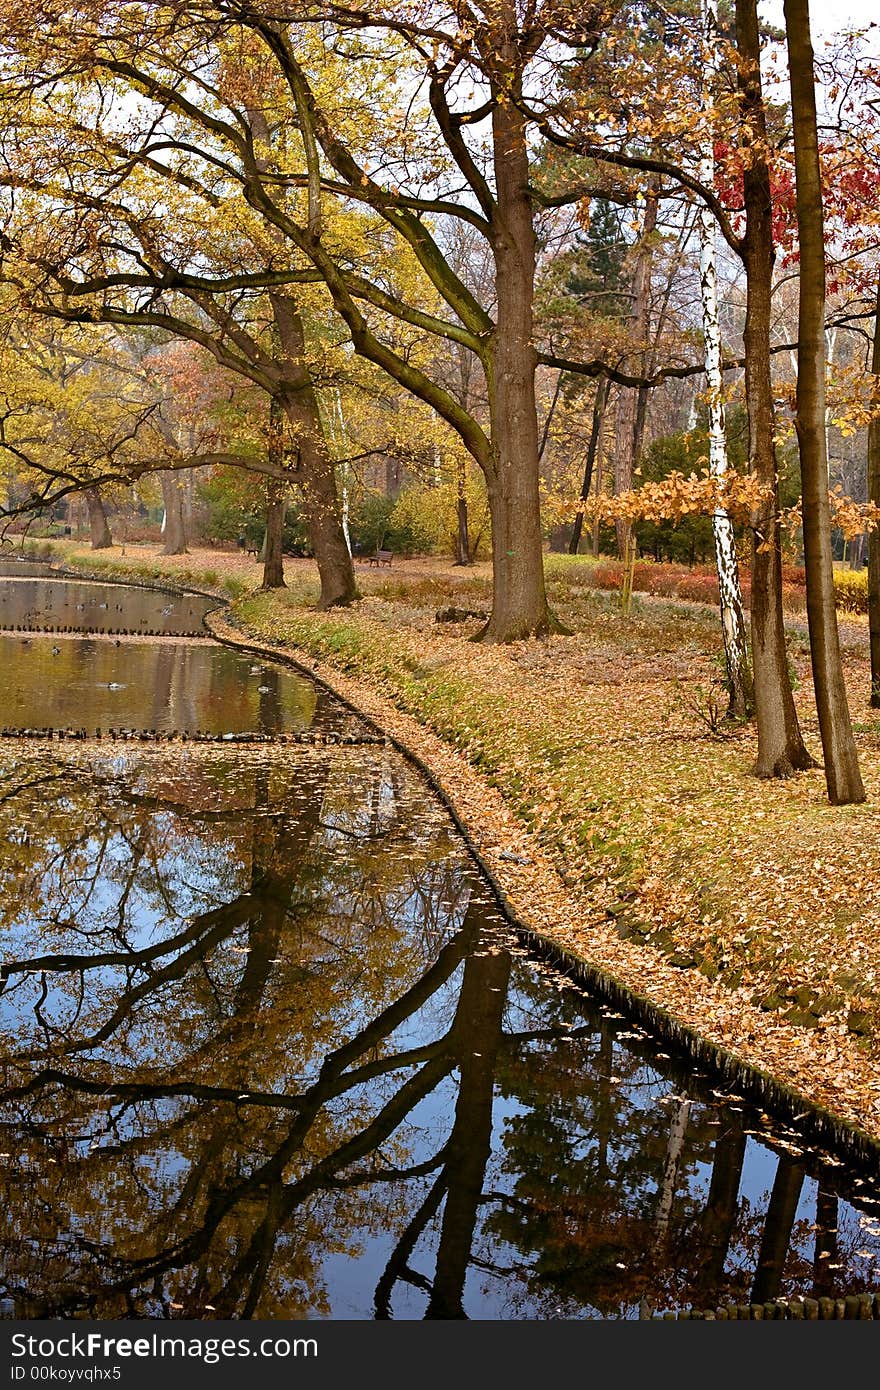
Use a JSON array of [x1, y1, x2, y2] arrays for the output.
[[698, 0, 751, 719]]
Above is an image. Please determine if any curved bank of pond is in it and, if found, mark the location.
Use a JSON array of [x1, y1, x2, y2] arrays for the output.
[[0, 570, 879, 1320]]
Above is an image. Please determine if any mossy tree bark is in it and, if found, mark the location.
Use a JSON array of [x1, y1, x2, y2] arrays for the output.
[[159, 471, 187, 556], [269, 296, 357, 610]]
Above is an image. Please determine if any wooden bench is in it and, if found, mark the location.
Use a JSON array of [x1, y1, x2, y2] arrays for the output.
[[367, 548, 394, 567]]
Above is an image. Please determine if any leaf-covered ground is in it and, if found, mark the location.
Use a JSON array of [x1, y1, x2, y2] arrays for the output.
[[46, 542, 880, 1141]]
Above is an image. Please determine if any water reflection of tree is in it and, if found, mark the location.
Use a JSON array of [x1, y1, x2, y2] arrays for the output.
[[472, 977, 879, 1318], [0, 748, 497, 1316], [0, 749, 878, 1318]]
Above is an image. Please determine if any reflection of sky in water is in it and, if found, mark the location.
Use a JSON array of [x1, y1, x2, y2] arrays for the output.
[[1, 746, 880, 1319]]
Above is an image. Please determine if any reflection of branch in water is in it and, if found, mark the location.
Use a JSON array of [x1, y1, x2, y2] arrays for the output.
[[0, 770, 70, 805], [374, 1174, 448, 1318], [7, 892, 260, 1062], [0, 753, 534, 1319], [0, 905, 482, 1316]]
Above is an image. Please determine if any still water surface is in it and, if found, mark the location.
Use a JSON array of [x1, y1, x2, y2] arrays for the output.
[[0, 576, 215, 635], [0, 576, 879, 1319], [0, 634, 332, 735]]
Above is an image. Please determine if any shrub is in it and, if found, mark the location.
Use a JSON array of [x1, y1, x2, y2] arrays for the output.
[[675, 573, 721, 605], [833, 568, 869, 614]]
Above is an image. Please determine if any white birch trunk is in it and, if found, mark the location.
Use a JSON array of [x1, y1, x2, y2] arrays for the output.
[[699, 0, 751, 717], [652, 1098, 692, 1251]]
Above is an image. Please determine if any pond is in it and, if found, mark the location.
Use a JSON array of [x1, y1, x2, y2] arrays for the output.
[[1, 574, 879, 1320], [0, 576, 215, 636]]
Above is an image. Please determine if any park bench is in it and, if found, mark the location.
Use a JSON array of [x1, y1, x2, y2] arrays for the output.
[[367, 548, 394, 567]]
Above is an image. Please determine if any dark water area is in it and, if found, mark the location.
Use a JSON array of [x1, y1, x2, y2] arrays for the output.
[[1, 745, 879, 1321], [0, 576, 214, 636], [0, 633, 353, 735]]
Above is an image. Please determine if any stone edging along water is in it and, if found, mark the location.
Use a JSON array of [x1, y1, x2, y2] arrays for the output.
[[199, 608, 880, 1180]]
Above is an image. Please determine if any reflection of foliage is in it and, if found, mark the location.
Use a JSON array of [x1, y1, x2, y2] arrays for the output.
[[1, 746, 879, 1319]]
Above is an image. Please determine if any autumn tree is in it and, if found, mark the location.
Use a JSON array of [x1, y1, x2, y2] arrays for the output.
[[526, 0, 815, 775], [0, 12, 358, 605]]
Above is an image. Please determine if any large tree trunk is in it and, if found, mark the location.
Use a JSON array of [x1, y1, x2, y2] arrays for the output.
[[269, 301, 357, 610], [479, 56, 555, 641], [785, 0, 865, 804], [868, 276, 880, 707], [159, 471, 188, 555], [84, 488, 112, 549], [569, 379, 609, 555], [699, 0, 751, 719], [736, 0, 813, 778], [260, 487, 286, 591], [245, 101, 355, 610]]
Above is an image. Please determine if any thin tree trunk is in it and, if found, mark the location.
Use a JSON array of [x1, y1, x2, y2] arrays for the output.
[[785, 0, 865, 804], [84, 488, 112, 549], [614, 186, 658, 559], [260, 396, 286, 590], [868, 276, 880, 706], [270, 294, 357, 609], [454, 457, 472, 565], [479, 40, 557, 641], [569, 379, 609, 555], [736, 0, 813, 778], [159, 471, 187, 555], [699, 0, 751, 719]]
